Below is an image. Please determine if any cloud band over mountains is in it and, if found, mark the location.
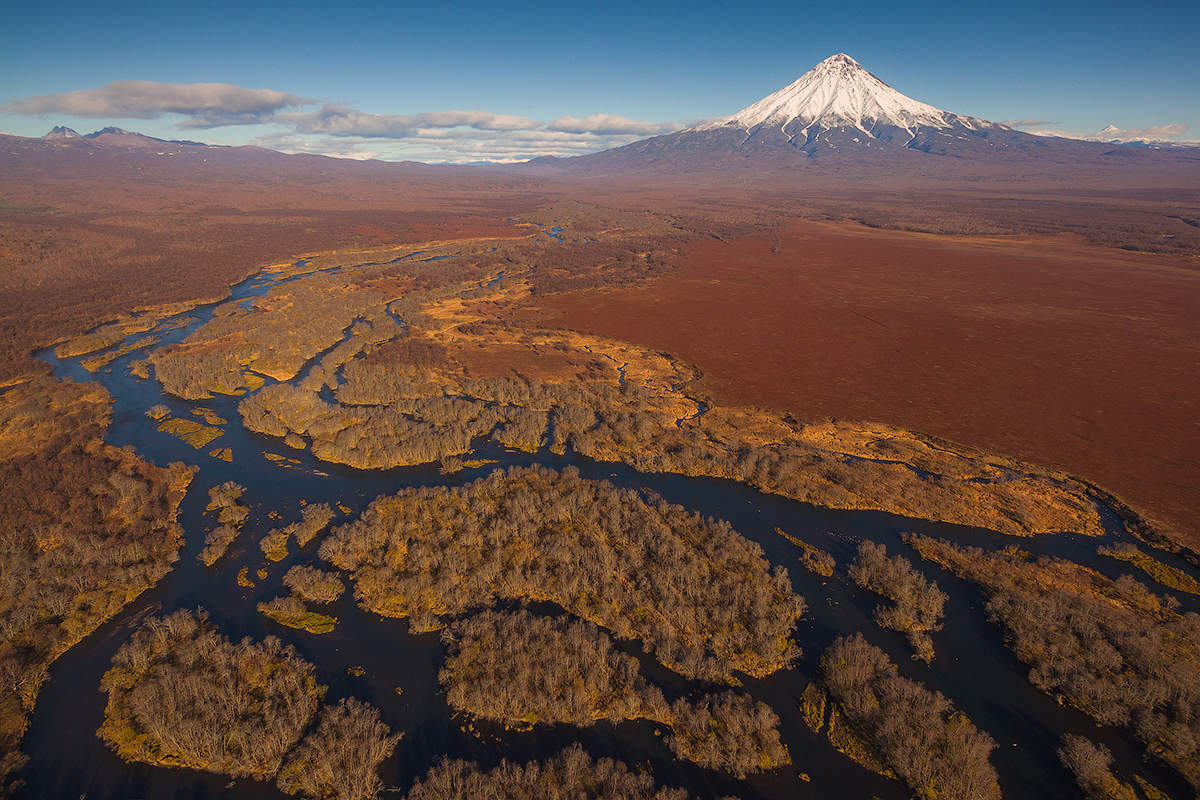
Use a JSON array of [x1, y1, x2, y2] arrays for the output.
[[4, 80, 679, 159], [10, 79, 1188, 162], [4, 81, 313, 128]]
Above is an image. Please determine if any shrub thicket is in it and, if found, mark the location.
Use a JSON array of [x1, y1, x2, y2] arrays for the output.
[[322, 466, 804, 682]]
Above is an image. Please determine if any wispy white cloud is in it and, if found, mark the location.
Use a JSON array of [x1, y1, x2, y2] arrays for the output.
[[270, 105, 680, 161], [7, 78, 683, 161], [253, 127, 659, 164], [1002, 119, 1058, 128], [283, 105, 541, 137], [1028, 122, 1193, 144], [1098, 122, 1189, 141], [545, 113, 676, 135], [4, 81, 312, 127]]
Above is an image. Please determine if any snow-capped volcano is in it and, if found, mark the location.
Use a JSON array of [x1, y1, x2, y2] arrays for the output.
[[692, 53, 991, 148], [536, 52, 1170, 172], [700, 53, 966, 138]]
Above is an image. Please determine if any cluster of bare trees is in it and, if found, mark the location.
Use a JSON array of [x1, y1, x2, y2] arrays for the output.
[[439, 609, 787, 778], [198, 481, 250, 566], [1057, 734, 1140, 800], [441, 609, 665, 726], [909, 534, 1200, 790], [665, 692, 788, 778], [284, 565, 345, 604], [0, 377, 193, 789], [849, 541, 947, 661], [258, 503, 334, 562], [276, 698, 401, 800], [99, 609, 324, 777], [321, 466, 804, 682], [404, 744, 690, 800], [820, 633, 1000, 800], [99, 610, 396, 799]]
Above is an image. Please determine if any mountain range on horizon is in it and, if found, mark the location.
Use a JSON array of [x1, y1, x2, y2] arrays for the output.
[[537, 53, 1199, 172], [10, 53, 1200, 170]]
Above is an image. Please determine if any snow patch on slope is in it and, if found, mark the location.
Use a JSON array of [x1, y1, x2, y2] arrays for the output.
[[695, 53, 981, 137]]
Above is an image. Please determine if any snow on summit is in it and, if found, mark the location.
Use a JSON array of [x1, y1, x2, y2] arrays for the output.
[[697, 53, 978, 139]]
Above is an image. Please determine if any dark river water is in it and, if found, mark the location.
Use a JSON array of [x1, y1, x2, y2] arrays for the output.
[[18, 258, 1200, 800]]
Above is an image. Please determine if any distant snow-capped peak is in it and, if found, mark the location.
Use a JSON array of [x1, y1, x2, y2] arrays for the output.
[[696, 53, 976, 136]]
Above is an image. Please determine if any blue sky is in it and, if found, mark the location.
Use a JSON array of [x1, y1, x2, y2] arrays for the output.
[[3, 0, 1198, 161]]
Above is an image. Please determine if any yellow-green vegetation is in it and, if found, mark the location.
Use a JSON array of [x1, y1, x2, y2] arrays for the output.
[[282, 565, 344, 604], [54, 314, 157, 359], [849, 541, 947, 662], [404, 744, 690, 800], [321, 466, 805, 682], [80, 335, 160, 372], [198, 482, 250, 566], [908, 534, 1200, 790], [275, 698, 401, 800], [825, 705, 894, 778], [1099, 542, 1200, 595], [157, 416, 223, 449], [258, 596, 337, 634], [199, 526, 240, 567], [129, 358, 151, 379], [207, 481, 249, 524], [191, 408, 228, 426], [1058, 734, 1139, 800], [820, 633, 999, 800], [258, 503, 336, 562], [99, 610, 324, 778], [236, 567, 255, 587], [1134, 775, 1171, 800], [145, 403, 171, 420], [146, 274, 398, 399], [209, 446, 233, 461], [260, 527, 291, 562], [775, 527, 836, 577], [798, 677, 892, 776], [799, 682, 827, 732], [0, 378, 192, 788]]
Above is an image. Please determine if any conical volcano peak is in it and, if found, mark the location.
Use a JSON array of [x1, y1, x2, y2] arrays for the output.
[[695, 53, 963, 137], [815, 53, 864, 71]]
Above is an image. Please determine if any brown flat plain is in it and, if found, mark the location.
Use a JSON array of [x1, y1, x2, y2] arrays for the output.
[[526, 219, 1200, 547], [5, 134, 1199, 546]]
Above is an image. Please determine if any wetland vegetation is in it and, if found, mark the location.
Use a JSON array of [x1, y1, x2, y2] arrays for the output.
[[403, 744, 692, 800], [321, 465, 805, 682], [818, 633, 1000, 800], [849, 541, 947, 661], [0, 378, 192, 790], [909, 535, 1200, 790], [6, 211, 1199, 800], [438, 609, 788, 777]]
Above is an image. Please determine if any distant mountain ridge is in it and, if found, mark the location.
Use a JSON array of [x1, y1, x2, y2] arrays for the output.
[[39, 126, 208, 148]]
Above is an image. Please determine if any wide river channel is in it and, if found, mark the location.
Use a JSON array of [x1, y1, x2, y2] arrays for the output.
[[18, 254, 1200, 800]]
